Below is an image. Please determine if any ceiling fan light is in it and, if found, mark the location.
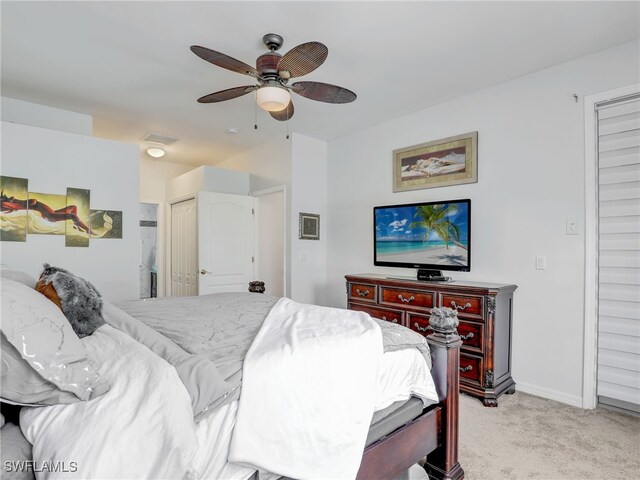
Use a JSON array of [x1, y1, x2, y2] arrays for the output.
[[147, 147, 166, 158], [256, 85, 291, 112]]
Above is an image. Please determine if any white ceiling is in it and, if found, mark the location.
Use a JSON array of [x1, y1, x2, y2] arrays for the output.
[[2, 1, 639, 166]]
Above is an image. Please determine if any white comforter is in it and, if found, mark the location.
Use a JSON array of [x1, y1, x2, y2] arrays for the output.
[[20, 301, 438, 480], [20, 325, 198, 480], [228, 298, 384, 480]]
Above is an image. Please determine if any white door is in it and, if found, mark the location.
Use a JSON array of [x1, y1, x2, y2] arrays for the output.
[[170, 198, 198, 297], [197, 192, 256, 295], [256, 190, 285, 296]]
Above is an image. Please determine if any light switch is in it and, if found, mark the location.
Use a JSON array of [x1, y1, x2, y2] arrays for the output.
[[536, 256, 546, 270], [298, 251, 307, 262]]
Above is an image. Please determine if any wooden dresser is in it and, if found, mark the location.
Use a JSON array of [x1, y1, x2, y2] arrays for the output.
[[345, 274, 517, 407]]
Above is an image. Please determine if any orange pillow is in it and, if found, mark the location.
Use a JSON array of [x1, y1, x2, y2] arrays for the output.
[[35, 278, 63, 311]]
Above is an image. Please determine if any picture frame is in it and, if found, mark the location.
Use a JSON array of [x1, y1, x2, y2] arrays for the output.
[[393, 131, 478, 192], [299, 212, 320, 240]]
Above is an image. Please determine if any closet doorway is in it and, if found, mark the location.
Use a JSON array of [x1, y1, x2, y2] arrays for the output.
[[584, 86, 640, 413], [253, 186, 286, 297]]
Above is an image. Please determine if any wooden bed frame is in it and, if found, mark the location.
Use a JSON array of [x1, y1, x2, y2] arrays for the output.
[[356, 317, 464, 480]]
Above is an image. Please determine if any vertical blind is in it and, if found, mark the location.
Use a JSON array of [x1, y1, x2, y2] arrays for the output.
[[596, 93, 640, 412]]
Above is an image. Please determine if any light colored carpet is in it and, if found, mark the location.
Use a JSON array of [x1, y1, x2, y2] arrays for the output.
[[458, 391, 640, 480]]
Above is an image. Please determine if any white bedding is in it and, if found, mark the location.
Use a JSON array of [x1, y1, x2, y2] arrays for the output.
[[20, 325, 198, 480], [20, 299, 438, 480]]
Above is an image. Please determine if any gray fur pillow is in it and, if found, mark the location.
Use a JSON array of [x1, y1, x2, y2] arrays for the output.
[[37, 264, 105, 338]]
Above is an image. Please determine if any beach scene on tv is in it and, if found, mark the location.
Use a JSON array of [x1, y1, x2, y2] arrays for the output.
[[375, 202, 469, 267]]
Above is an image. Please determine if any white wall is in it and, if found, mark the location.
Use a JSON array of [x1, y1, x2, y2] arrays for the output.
[[219, 135, 329, 305], [166, 165, 250, 201], [325, 41, 640, 406], [218, 140, 293, 297], [1, 97, 92, 135], [291, 134, 328, 305], [1, 121, 140, 301]]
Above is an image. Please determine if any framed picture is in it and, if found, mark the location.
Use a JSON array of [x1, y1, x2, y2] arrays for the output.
[[299, 212, 320, 240], [393, 131, 478, 192]]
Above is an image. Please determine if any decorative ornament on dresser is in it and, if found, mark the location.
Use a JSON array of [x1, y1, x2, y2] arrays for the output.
[[345, 274, 517, 407]]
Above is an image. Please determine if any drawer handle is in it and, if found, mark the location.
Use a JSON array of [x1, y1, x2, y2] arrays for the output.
[[356, 289, 370, 297], [382, 316, 399, 324], [459, 365, 473, 372], [460, 332, 475, 341], [451, 300, 472, 311], [398, 294, 415, 303], [413, 322, 431, 333]]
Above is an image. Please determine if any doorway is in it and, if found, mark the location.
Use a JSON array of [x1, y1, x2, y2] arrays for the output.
[[139, 202, 158, 299], [584, 86, 640, 413], [253, 186, 286, 297]]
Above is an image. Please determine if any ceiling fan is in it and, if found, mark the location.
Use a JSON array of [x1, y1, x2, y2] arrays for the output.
[[190, 33, 357, 121]]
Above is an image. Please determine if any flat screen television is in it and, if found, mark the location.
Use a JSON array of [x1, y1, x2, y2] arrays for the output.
[[374, 199, 471, 274]]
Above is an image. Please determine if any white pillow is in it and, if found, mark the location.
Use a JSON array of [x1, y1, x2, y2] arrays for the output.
[[0, 279, 103, 400]]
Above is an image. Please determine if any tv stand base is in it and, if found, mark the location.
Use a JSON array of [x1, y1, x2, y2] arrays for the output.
[[418, 269, 443, 281]]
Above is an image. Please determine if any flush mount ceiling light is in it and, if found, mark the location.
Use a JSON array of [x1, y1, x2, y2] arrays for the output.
[[146, 147, 165, 158], [190, 33, 356, 122]]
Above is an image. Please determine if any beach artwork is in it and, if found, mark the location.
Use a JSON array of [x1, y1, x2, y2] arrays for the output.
[[393, 132, 478, 192], [375, 202, 469, 267], [0, 175, 124, 246]]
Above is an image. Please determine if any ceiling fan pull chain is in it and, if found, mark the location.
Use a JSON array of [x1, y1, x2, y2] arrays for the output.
[[286, 119, 290, 140], [254, 92, 258, 130]]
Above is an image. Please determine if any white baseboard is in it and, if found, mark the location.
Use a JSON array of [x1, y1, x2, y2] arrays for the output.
[[516, 382, 583, 408]]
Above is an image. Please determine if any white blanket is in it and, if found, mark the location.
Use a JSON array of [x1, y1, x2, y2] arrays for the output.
[[20, 325, 198, 480], [228, 298, 384, 480]]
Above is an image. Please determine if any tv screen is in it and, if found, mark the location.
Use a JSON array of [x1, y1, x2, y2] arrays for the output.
[[374, 199, 471, 272]]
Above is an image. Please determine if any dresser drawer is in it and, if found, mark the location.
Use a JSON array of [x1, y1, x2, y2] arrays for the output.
[[440, 293, 484, 319], [348, 283, 377, 303], [458, 320, 484, 352], [349, 303, 404, 325], [406, 313, 432, 336], [459, 353, 483, 385], [380, 287, 435, 311]]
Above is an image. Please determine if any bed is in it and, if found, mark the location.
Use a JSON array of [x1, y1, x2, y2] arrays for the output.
[[1, 267, 463, 480]]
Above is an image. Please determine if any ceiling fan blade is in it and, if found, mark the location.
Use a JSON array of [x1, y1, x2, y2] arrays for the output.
[[197, 85, 258, 103], [277, 42, 328, 79], [291, 81, 356, 104], [190, 45, 259, 78], [270, 100, 294, 121]]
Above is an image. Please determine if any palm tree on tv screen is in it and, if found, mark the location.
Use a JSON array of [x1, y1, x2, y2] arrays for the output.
[[409, 204, 460, 249]]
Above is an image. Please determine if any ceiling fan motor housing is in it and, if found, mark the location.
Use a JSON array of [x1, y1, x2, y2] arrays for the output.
[[256, 52, 282, 79]]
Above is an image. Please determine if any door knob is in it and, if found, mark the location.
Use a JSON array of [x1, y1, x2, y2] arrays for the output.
[[200, 269, 208, 275]]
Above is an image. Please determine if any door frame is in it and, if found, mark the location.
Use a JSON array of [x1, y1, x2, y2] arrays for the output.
[[582, 83, 640, 409], [252, 185, 288, 297], [167, 194, 197, 297]]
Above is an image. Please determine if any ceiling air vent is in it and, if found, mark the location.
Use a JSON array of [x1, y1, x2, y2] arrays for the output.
[[141, 132, 178, 145]]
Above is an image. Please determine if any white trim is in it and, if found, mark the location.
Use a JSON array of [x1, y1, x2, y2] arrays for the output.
[[582, 83, 640, 410], [517, 382, 583, 408], [251, 185, 288, 297]]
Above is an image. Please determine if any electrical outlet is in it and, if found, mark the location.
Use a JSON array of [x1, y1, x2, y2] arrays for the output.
[[566, 217, 579, 235], [536, 256, 546, 270]]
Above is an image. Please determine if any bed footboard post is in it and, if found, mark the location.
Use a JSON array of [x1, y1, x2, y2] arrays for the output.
[[425, 315, 464, 480]]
